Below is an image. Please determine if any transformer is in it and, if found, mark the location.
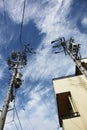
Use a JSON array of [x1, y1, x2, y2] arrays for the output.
[[14, 72, 22, 88]]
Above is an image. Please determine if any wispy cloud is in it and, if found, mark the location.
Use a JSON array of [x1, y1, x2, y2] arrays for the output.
[[0, 0, 87, 130], [4, 82, 59, 130], [81, 17, 87, 27], [0, 55, 7, 79]]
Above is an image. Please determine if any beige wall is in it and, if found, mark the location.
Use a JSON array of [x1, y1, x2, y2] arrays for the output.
[[81, 58, 87, 62], [53, 75, 87, 129], [63, 117, 86, 130]]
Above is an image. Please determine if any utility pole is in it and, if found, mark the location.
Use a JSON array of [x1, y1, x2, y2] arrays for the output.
[[0, 51, 27, 130], [67, 48, 87, 78], [51, 37, 87, 79]]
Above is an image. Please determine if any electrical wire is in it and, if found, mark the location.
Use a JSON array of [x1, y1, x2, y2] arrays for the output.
[[21, 106, 35, 130], [15, 94, 35, 130], [13, 88, 16, 120], [14, 85, 37, 130], [25, 109, 35, 130], [36, 89, 59, 129], [2, 0, 8, 47], [5, 89, 18, 129], [19, 0, 26, 50], [2, 0, 5, 20], [2, 0, 12, 60], [15, 108, 23, 130], [2, 0, 6, 42], [13, 88, 23, 130], [5, 119, 19, 130], [28, 117, 35, 130], [5, 120, 14, 125], [13, 120, 19, 130], [2, 0, 60, 125]]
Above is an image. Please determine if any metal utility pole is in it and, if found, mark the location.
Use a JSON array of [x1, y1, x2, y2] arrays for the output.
[[51, 37, 87, 79], [0, 51, 27, 130]]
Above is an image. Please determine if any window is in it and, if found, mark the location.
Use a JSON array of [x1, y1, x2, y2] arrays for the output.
[[56, 91, 80, 127]]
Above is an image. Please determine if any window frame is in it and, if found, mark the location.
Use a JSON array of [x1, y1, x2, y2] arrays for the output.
[[56, 91, 80, 127]]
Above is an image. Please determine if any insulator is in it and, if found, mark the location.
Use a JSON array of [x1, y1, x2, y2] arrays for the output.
[[51, 41, 55, 44], [22, 52, 26, 58], [53, 45, 58, 48], [22, 60, 27, 66], [11, 52, 17, 59], [7, 58, 11, 65], [23, 54, 27, 60], [70, 37, 74, 43], [17, 51, 21, 57]]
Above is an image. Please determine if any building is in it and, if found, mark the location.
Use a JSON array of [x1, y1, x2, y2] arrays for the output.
[[52, 58, 87, 130]]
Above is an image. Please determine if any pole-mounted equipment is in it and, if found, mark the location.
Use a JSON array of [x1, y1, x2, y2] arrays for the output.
[[0, 51, 27, 130], [51, 37, 87, 79]]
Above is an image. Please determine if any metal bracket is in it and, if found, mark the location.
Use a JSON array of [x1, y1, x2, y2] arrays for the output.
[[8, 108, 14, 112]]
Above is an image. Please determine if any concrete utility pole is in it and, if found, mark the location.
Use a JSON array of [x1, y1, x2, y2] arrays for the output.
[[51, 37, 87, 79], [0, 51, 27, 130], [67, 49, 87, 78]]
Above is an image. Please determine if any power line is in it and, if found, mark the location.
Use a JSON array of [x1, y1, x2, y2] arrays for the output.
[[5, 119, 19, 130], [13, 87, 27, 130], [19, 0, 26, 49], [36, 89, 59, 128], [5, 107, 18, 130], [2, 0, 8, 45], [13, 88, 23, 130], [13, 120, 19, 130], [22, 108, 35, 130], [15, 108, 23, 130], [5, 119, 14, 125], [2, 0, 6, 32], [2, 0, 12, 60], [14, 93, 35, 130]]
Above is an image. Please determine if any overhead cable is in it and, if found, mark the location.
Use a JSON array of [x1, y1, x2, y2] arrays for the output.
[[2, 0, 8, 45], [13, 120, 19, 130], [15, 108, 23, 130], [37, 90, 59, 128], [13, 90, 23, 130], [19, 0, 26, 49]]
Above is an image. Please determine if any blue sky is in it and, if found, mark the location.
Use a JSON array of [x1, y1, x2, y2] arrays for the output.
[[0, 0, 87, 130]]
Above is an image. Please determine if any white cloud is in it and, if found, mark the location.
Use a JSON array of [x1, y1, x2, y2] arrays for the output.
[[1, 0, 87, 130], [5, 105, 60, 130], [5, 0, 24, 23], [0, 55, 6, 79], [81, 17, 87, 27], [1, 0, 40, 24], [0, 0, 4, 11], [23, 45, 75, 83], [4, 83, 60, 130]]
